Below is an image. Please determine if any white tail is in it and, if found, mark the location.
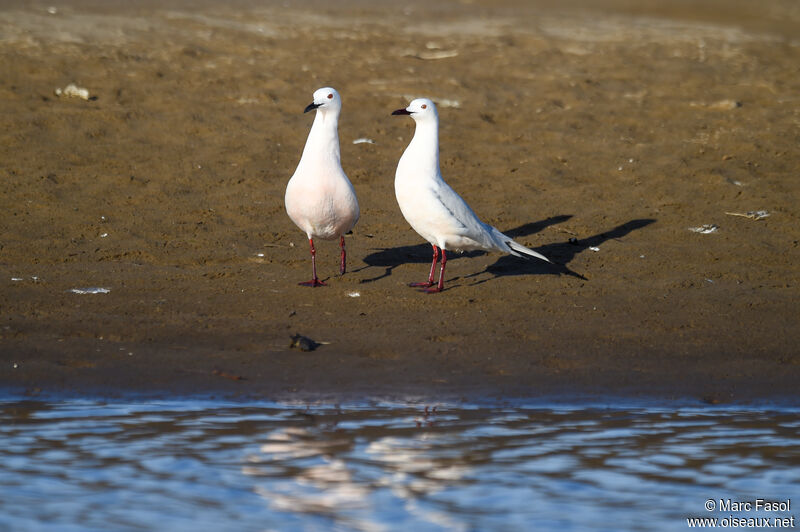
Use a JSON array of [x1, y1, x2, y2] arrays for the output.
[[506, 239, 551, 263]]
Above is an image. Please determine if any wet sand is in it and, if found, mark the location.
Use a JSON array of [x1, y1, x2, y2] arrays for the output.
[[1, 0, 798, 403]]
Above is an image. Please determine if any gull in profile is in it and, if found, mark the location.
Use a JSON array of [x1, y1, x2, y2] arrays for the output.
[[391, 98, 550, 293], [285, 87, 360, 286]]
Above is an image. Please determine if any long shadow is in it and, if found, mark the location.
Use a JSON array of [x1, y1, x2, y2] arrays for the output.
[[359, 215, 573, 284], [473, 218, 656, 284], [358, 243, 485, 284], [502, 215, 574, 240]]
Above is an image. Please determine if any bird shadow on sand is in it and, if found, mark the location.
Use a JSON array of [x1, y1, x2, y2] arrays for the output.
[[467, 217, 656, 285], [358, 215, 573, 284]]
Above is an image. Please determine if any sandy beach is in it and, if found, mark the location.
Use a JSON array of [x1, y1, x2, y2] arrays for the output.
[[1, 0, 798, 403]]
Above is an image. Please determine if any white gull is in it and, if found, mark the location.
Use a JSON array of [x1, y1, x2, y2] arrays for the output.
[[392, 98, 550, 293], [285, 87, 360, 286]]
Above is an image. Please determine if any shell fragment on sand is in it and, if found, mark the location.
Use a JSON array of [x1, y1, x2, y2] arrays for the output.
[[69, 287, 111, 294], [725, 210, 770, 221], [289, 334, 319, 352], [408, 49, 459, 60], [688, 224, 719, 234], [689, 99, 742, 110], [55, 83, 91, 100]]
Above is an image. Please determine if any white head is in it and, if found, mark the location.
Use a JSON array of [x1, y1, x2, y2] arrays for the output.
[[304, 87, 342, 115], [391, 98, 438, 123]]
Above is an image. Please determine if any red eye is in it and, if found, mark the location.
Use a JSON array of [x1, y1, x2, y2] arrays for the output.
[[327, 93, 333, 99], [421, 104, 427, 109]]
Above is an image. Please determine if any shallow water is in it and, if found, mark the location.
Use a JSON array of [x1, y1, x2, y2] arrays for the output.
[[0, 399, 797, 531]]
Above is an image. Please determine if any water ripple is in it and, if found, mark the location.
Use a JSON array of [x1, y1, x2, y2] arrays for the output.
[[0, 401, 797, 531]]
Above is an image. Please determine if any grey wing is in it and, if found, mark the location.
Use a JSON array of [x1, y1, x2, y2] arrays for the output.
[[431, 179, 501, 249]]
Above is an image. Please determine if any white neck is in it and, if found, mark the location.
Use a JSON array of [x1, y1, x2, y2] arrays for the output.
[[299, 109, 341, 168], [399, 118, 440, 180]]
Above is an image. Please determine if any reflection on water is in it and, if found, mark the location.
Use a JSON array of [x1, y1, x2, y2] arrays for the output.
[[0, 400, 797, 531]]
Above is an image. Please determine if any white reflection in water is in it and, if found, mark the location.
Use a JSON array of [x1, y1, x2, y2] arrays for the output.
[[0, 400, 798, 532]]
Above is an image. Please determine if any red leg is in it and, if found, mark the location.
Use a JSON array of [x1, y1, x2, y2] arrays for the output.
[[339, 235, 346, 275], [299, 238, 326, 287], [425, 248, 446, 293], [410, 244, 438, 287]]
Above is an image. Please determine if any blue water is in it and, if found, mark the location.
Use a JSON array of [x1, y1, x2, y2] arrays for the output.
[[0, 399, 797, 531]]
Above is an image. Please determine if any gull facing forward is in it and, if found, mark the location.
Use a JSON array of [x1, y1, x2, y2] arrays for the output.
[[285, 87, 360, 286], [392, 98, 550, 293]]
